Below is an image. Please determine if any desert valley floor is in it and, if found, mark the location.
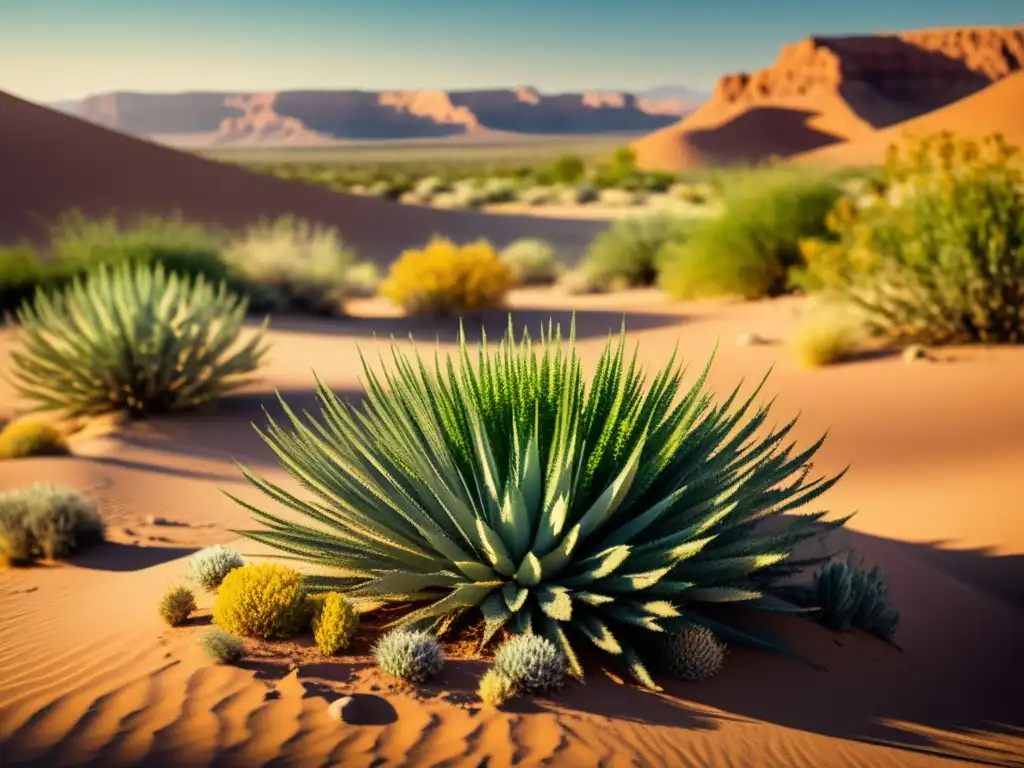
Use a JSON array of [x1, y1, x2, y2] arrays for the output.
[[1, 290, 1022, 768]]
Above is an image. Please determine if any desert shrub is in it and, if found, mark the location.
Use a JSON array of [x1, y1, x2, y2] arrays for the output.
[[547, 155, 587, 185], [7, 262, 268, 418], [793, 133, 1024, 344], [597, 188, 644, 207], [660, 625, 727, 682], [413, 176, 450, 200], [557, 267, 610, 295], [232, 319, 851, 689], [159, 586, 197, 627], [571, 184, 599, 205], [380, 238, 514, 316], [212, 563, 308, 639], [48, 212, 232, 286], [478, 178, 518, 204], [477, 669, 517, 707], [812, 554, 900, 642], [311, 592, 360, 655], [659, 171, 842, 300], [579, 214, 694, 289], [0, 246, 77, 315], [223, 216, 357, 315], [342, 262, 382, 298], [0, 483, 103, 563], [0, 420, 70, 459], [189, 545, 244, 591], [500, 239, 560, 286], [789, 310, 864, 368], [519, 186, 557, 206], [372, 628, 445, 683], [199, 629, 246, 664], [493, 634, 567, 695]]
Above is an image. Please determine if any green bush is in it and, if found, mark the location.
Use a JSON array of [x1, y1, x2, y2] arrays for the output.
[[793, 133, 1024, 344], [222, 216, 357, 315], [547, 155, 586, 185], [7, 262, 268, 418], [373, 628, 445, 683], [0, 246, 76, 316], [579, 214, 695, 289], [500, 239, 560, 286], [199, 629, 246, 664], [493, 634, 567, 694], [659, 171, 842, 300], [233, 318, 851, 689], [0, 483, 104, 564]]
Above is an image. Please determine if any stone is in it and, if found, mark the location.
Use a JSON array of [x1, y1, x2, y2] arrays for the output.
[[736, 331, 767, 347], [328, 696, 358, 723]]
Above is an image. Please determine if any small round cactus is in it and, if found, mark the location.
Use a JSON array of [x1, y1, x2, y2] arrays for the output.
[[661, 625, 727, 682], [159, 585, 196, 627], [189, 545, 244, 591], [372, 628, 444, 683], [493, 634, 567, 696], [477, 669, 517, 707]]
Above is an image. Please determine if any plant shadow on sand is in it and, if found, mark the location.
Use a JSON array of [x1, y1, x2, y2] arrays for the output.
[[259, 305, 688, 344], [69, 542, 199, 572]]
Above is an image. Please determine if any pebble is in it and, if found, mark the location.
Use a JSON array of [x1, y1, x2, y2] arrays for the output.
[[902, 345, 929, 364], [736, 331, 767, 347]]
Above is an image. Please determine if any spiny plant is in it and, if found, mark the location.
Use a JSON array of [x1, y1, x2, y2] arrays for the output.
[[493, 633, 567, 695], [232, 318, 850, 689], [7, 262, 269, 418], [373, 628, 445, 683], [813, 554, 900, 642], [660, 624, 727, 681], [160, 585, 196, 627]]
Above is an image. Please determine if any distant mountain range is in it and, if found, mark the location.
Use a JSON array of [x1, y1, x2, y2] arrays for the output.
[[44, 86, 709, 147]]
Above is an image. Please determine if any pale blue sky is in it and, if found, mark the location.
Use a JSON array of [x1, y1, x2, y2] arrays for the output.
[[1, 0, 1020, 101]]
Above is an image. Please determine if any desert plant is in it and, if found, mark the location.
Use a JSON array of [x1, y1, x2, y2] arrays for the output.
[[812, 554, 900, 642], [342, 262, 382, 298], [380, 237, 514, 316], [519, 186, 557, 206], [659, 170, 842, 300], [547, 155, 587, 185], [160, 586, 197, 627], [373, 628, 445, 683], [223, 216, 357, 315], [198, 629, 246, 664], [792, 133, 1024, 344], [477, 668, 517, 706], [6, 262, 269, 418], [500, 239, 560, 286], [597, 188, 644, 207], [557, 267, 610, 296], [493, 634, 567, 695], [0, 483, 103, 563], [232, 318, 850, 689], [0, 420, 70, 459], [413, 176, 450, 200], [580, 214, 694, 289], [660, 625, 727, 681], [0, 246, 78, 315], [212, 563, 308, 639], [189, 545, 245, 591], [571, 184, 600, 205], [311, 592, 360, 655], [789, 311, 864, 368]]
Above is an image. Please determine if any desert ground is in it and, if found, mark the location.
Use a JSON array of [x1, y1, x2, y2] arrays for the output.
[[2, 291, 1023, 767], [2, 21, 1024, 768]]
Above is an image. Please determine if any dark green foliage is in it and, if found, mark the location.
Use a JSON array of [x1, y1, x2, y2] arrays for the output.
[[813, 554, 900, 642], [233, 318, 851, 689], [546, 155, 587, 185], [659, 171, 843, 300]]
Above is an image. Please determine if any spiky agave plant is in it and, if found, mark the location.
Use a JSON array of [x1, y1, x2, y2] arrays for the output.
[[7, 262, 268, 417], [232, 319, 850, 688]]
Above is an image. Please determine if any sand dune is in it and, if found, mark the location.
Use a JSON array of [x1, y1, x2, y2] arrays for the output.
[[2, 292, 1023, 767], [632, 25, 1024, 170], [0, 92, 605, 263], [795, 71, 1024, 165]]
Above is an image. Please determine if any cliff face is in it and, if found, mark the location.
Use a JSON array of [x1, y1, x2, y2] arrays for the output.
[[74, 87, 698, 145], [711, 26, 1023, 124]]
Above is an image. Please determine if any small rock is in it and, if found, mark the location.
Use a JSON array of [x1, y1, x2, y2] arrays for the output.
[[902, 345, 929, 364], [264, 690, 281, 701], [328, 696, 358, 723], [736, 332, 767, 347], [145, 515, 169, 526]]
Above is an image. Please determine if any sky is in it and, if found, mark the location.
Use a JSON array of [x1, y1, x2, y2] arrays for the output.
[[1, 0, 1021, 101]]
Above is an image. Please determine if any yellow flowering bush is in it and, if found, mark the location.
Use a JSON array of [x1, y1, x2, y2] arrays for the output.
[[310, 592, 360, 655], [213, 563, 307, 639], [381, 238, 514, 316], [0, 420, 70, 460]]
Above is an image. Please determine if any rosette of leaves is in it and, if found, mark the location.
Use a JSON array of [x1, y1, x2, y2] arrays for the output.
[[7, 262, 268, 417], [233, 318, 850, 689]]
